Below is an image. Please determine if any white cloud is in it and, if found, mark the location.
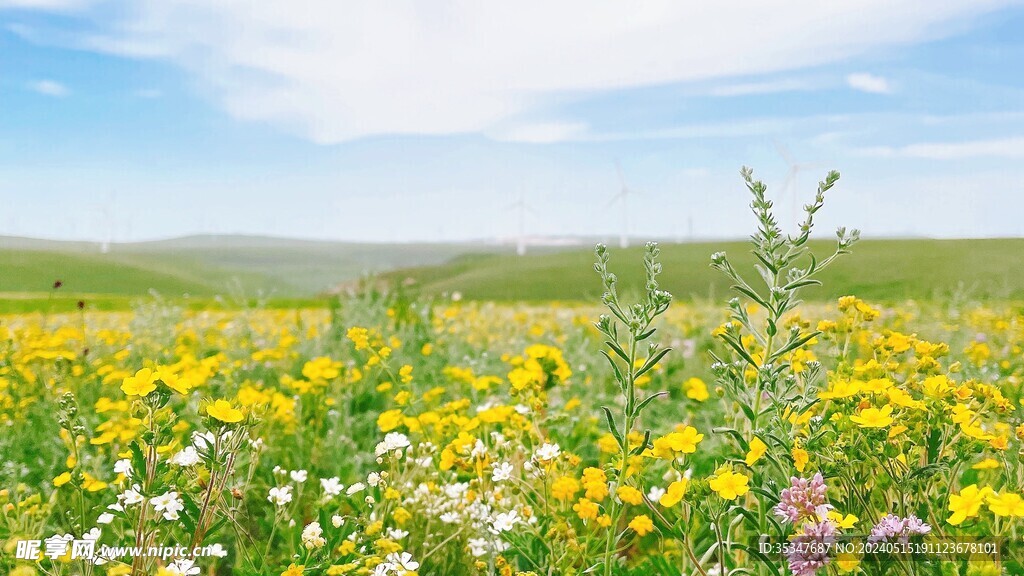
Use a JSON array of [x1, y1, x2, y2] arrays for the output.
[[0, 0, 86, 9], [858, 137, 1024, 159], [488, 122, 588, 143], [706, 78, 816, 97], [846, 72, 891, 94], [28, 79, 69, 97], [2, 0, 1013, 142]]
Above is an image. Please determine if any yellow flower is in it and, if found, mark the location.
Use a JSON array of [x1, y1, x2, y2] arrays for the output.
[[81, 473, 107, 492], [652, 426, 703, 458], [972, 458, 1000, 470], [282, 564, 305, 576], [835, 552, 861, 573], [849, 404, 894, 428], [582, 468, 609, 501], [818, 379, 862, 400], [683, 377, 709, 402], [628, 514, 654, 536], [346, 327, 370, 350], [792, 446, 809, 472], [156, 367, 192, 395], [573, 497, 599, 521], [551, 477, 580, 501], [986, 492, 1024, 517], [659, 479, 689, 507], [206, 399, 244, 423], [378, 409, 403, 432], [827, 511, 858, 529], [744, 437, 767, 466], [947, 484, 994, 525], [53, 472, 72, 487], [616, 485, 643, 506], [708, 470, 749, 501], [121, 368, 158, 397], [302, 357, 341, 381], [399, 365, 413, 383]]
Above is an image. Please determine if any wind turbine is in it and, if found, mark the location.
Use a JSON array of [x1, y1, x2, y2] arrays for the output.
[[774, 142, 818, 233], [608, 161, 639, 249], [91, 193, 118, 254], [506, 188, 538, 256]]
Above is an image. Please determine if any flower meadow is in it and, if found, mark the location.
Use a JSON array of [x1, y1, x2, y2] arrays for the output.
[[1, 171, 1023, 576]]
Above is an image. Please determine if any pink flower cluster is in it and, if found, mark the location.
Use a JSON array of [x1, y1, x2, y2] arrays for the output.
[[867, 514, 932, 543], [774, 472, 831, 523], [773, 474, 836, 576], [786, 520, 837, 576]]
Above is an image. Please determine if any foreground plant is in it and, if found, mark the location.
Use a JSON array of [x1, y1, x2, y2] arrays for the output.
[[593, 241, 673, 575]]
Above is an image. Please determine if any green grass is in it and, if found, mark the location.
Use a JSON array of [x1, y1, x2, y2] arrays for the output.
[[5, 236, 1024, 309], [0, 235, 511, 298], [385, 238, 1024, 302], [0, 250, 237, 296]]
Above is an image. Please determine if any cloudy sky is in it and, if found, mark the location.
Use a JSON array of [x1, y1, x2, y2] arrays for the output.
[[2, 1, 1023, 243]]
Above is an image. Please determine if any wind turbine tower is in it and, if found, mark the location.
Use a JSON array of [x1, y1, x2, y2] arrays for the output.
[[608, 161, 639, 249]]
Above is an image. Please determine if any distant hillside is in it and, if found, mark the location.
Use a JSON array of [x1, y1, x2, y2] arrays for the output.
[[0, 234, 514, 298], [0, 249, 236, 296], [382, 238, 1024, 302]]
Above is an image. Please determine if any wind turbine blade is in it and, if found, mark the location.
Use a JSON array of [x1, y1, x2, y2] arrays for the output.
[[780, 167, 797, 194], [615, 160, 626, 189], [773, 140, 795, 167]]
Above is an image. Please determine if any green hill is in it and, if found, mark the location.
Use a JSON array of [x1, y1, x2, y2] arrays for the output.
[[384, 238, 1024, 302], [4, 236, 1024, 311], [0, 235, 511, 300]]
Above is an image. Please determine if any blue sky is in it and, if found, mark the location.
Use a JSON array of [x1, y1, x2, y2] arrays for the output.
[[1, 1, 1023, 243]]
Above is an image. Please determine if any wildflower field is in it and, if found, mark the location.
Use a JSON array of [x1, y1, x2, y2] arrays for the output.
[[1, 172, 1022, 576]]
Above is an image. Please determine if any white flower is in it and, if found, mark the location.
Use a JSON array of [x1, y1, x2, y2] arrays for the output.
[[367, 472, 382, 487], [151, 491, 184, 521], [471, 440, 488, 458], [119, 484, 144, 507], [170, 446, 200, 467], [647, 486, 666, 503], [440, 512, 460, 523], [113, 459, 133, 476], [191, 431, 216, 449], [97, 513, 115, 525], [207, 543, 228, 558], [301, 521, 326, 549], [491, 462, 514, 483], [81, 527, 101, 541], [167, 558, 201, 576], [268, 486, 293, 506], [375, 432, 411, 456], [385, 551, 420, 572], [346, 482, 366, 496], [534, 443, 561, 462], [320, 477, 344, 497], [332, 515, 344, 528], [386, 527, 408, 540], [290, 469, 308, 483], [490, 510, 521, 533], [468, 537, 489, 557]]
